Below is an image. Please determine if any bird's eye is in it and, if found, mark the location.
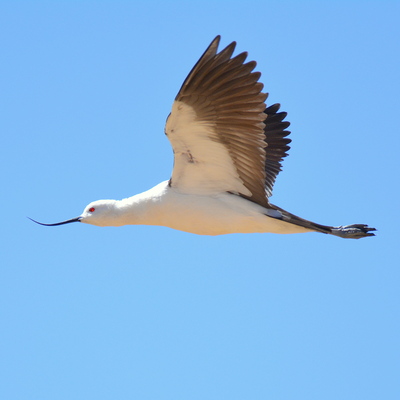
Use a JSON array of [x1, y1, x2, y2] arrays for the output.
[[89, 207, 95, 212]]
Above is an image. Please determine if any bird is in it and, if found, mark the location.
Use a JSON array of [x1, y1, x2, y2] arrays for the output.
[[30, 36, 375, 239]]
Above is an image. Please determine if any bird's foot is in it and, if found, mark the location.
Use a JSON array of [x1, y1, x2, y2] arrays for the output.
[[331, 224, 376, 239]]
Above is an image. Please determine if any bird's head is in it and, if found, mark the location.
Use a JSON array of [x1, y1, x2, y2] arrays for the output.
[[29, 199, 120, 227]]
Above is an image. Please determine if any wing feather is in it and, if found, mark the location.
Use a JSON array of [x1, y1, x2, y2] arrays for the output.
[[164, 36, 292, 206], [263, 104, 292, 197]]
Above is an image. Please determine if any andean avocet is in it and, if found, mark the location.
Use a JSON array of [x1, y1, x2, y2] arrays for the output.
[[30, 36, 375, 239]]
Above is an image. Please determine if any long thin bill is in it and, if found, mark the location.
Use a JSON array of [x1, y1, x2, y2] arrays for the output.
[[28, 217, 81, 226]]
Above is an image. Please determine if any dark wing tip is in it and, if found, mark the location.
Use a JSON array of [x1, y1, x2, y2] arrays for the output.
[[263, 103, 292, 197]]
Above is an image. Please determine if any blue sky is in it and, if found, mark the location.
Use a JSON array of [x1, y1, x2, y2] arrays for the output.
[[1, 1, 399, 399]]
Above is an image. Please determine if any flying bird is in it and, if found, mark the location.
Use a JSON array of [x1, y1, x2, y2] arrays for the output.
[[30, 36, 375, 239]]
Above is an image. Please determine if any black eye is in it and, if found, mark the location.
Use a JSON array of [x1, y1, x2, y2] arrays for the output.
[[89, 207, 95, 212]]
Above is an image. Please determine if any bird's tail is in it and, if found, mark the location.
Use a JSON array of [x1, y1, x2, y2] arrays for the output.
[[269, 205, 376, 239]]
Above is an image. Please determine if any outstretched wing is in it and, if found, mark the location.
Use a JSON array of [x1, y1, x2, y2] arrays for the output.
[[165, 36, 269, 207], [164, 36, 291, 207]]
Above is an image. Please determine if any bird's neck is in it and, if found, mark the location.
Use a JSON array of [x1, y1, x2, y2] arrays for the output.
[[113, 190, 163, 227]]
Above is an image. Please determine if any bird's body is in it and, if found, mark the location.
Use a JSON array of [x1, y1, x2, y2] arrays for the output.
[[84, 181, 311, 235], [31, 36, 375, 239]]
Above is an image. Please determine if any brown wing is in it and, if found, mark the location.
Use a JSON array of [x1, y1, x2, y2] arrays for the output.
[[165, 36, 270, 207]]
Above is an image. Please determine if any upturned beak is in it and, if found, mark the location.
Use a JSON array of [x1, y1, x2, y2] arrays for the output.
[[28, 217, 82, 226]]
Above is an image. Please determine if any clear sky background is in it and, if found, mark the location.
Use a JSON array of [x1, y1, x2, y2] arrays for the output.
[[1, 1, 399, 399]]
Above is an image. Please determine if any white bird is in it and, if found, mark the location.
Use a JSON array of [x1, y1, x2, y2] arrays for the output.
[[31, 36, 375, 239]]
